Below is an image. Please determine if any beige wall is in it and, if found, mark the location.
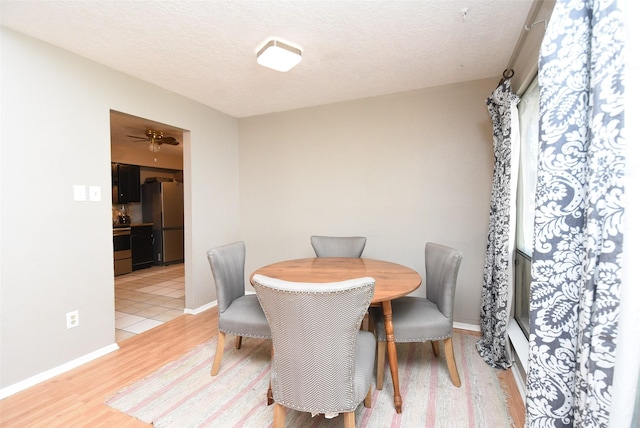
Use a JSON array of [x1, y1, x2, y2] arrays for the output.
[[238, 79, 496, 326], [1, 27, 497, 393], [0, 28, 240, 389]]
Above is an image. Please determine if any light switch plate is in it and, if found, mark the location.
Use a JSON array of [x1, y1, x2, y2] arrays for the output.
[[89, 185, 101, 202], [73, 185, 87, 201]]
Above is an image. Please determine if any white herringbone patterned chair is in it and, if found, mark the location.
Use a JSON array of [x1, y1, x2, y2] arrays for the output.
[[253, 274, 376, 428]]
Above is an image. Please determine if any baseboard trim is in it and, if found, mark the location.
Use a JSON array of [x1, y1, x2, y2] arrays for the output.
[[0, 343, 119, 400], [510, 358, 528, 402], [453, 321, 481, 332], [184, 290, 256, 315], [184, 300, 217, 315], [507, 321, 529, 402]]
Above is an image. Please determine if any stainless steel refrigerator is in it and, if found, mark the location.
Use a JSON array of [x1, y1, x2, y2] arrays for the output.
[[142, 178, 184, 265]]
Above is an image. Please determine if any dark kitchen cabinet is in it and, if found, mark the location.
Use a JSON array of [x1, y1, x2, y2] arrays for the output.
[[131, 224, 154, 271], [112, 163, 141, 203]]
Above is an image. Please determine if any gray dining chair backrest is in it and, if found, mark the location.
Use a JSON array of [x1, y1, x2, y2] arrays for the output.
[[253, 273, 376, 416], [310, 235, 367, 258], [207, 241, 246, 314], [371, 241, 463, 388], [424, 242, 463, 321], [206, 241, 271, 377]]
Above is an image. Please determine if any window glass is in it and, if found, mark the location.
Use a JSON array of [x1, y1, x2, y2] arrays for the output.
[[516, 77, 540, 256], [514, 76, 539, 336]]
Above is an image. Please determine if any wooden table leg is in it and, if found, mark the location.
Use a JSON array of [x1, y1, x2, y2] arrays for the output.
[[382, 300, 402, 413]]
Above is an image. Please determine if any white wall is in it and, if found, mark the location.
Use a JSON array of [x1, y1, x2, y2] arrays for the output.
[[0, 28, 240, 389], [238, 79, 496, 326]]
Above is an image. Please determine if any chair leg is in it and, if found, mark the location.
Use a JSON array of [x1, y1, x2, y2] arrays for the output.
[[431, 340, 440, 356], [267, 384, 273, 406], [211, 331, 226, 376], [235, 335, 242, 349], [443, 337, 461, 387], [267, 344, 274, 405], [344, 411, 356, 428], [273, 403, 286, 428], [364, 384, 372, 408], [376, 340, 386, 390]]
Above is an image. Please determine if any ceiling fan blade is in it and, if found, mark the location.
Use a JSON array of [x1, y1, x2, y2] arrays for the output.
[[160, 137, 180, 145], [126, 134, 148, 141]]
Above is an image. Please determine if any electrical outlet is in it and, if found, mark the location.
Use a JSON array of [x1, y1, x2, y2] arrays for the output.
[[66, 310, 79, 329]]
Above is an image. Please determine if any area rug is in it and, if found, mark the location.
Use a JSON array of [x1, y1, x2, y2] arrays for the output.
[[106, 332, 514, 427]]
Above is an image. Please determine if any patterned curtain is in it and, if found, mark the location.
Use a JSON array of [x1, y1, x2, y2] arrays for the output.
[[526, 0, 626, 426], [476, 78, 520, 370]]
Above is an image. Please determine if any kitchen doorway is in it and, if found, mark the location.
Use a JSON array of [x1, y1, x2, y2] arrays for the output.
[[110, 110, 186, 342]]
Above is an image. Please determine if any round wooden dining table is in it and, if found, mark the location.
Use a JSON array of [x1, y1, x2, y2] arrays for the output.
[[251, 257, 422, 414]]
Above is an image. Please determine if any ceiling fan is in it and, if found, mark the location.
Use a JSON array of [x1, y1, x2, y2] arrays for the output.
[[127, 129, 180, 153]]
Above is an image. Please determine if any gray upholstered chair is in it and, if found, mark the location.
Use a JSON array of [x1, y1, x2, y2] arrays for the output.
[[310, 235, 367, 258], [206, 241, 271, 376], [372, 242, 463, 388], [252, 274, 376, 428]]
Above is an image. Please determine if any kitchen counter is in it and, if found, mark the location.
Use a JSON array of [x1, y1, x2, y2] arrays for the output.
[[113, 222, 154, 228]]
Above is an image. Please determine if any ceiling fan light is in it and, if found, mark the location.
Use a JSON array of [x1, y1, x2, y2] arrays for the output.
[[149, 141, 161, 153], [257, 39, 302, 72]]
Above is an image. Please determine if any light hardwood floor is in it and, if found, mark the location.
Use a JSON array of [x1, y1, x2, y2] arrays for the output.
[[0, 309, 525, 427], [460, 328, 526, 428]]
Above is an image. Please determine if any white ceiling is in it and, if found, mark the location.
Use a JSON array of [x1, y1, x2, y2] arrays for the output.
[[1, 0, 535, 119]]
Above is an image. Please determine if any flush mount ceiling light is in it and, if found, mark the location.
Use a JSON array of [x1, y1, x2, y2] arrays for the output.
[[257, 39, 302, 72]]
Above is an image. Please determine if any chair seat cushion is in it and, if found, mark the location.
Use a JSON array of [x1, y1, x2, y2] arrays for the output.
[[372, 296, 451, 342], [219, 294, 271, 338]]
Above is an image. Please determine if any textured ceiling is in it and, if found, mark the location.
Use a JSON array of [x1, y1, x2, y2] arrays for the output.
[[1, 0, 535, 119]]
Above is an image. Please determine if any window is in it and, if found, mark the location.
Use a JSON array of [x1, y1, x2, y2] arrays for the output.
[[514, 76, 540, 336], [514, 250, 532, 335]]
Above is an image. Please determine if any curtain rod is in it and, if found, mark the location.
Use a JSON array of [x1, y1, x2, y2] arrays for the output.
[[505, 0, 546, 73]]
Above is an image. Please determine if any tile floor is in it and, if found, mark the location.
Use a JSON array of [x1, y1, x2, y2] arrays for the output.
[[114, 263, 185, 342]]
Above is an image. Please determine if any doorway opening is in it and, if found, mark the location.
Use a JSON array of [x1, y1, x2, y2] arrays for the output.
[[110, 110, 186, 342]]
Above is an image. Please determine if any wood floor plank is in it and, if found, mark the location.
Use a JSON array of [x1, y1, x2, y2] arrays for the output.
[[0, 310, 525, 427], [499, 369, 526, 427], [0, 309, 217, 427]]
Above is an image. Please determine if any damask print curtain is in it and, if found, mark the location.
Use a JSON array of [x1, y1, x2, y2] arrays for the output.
[[476, 77, 520, 370], [526, 0, 626, 427]]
